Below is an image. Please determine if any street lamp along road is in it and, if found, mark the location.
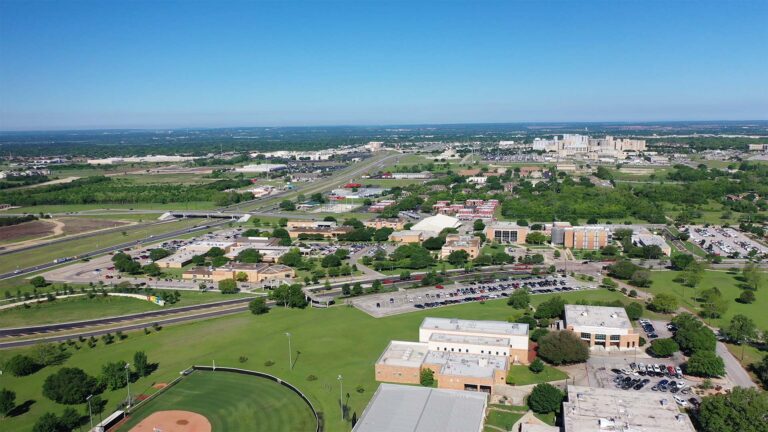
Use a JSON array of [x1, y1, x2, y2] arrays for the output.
[[338, 374, 344, 421], [285, 332, 292, 370]]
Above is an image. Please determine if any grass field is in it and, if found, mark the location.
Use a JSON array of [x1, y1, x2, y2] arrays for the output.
[[15, 202, 215, 214], [118, 369, 316, 432], [0, 288, 643, 432], [484, 408, 524, 432], [0, 218, 204, 275], [505, 364, 568, 386], [0, 291, 253, 327], [648, 270, 768, 329]]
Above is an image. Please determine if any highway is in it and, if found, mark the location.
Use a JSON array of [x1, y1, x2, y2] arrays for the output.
[[0, 219, 230, 281]]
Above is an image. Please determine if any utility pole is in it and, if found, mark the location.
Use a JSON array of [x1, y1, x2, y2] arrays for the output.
[[87, 394, 94, 430], [338, 374, 344, 421], [286, 332, 293, 370]]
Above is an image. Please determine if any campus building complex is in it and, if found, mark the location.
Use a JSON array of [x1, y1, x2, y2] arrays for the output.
[[375, 318, 531, 395], [561, 305, 640, 350], [485, 221, 529, 245], [552, 225, 610, 250], [285, 220, 353, 239], [440, 234, 481, 260], [531, 134, 646, 160], [182, 263, 295, 287]]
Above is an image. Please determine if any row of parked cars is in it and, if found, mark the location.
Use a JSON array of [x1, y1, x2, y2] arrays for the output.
[[621, 361, 684, 378], [638, 318, 659, 339]]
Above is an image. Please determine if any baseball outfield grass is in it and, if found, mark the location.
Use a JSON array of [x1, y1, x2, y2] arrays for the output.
[[117, 369, 316, 432], [0, 288, 647, 432]]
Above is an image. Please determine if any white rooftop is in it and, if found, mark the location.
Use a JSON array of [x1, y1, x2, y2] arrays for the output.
[[564, 305, 632, 330], [424, 350, 508, 378], [421, 317, 529, 337], [376, 341, 430, 369], [410, 214, 462, 236], [429, 333, 510, 348], [352, 383, 488, 432], [563, 385, 696, 432]]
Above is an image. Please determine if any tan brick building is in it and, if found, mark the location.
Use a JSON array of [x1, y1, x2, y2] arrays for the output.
[[485, 221, 529, 245], [363, 218, 407, 231], [440, 234, 481, 260], [375, 318, 531, 395], [553, 226, 609, 250], [182, 263, 295, 287], [563, 305, 640, 350]]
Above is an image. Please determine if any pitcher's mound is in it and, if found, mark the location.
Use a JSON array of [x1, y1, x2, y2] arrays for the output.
[[129, 410, 211, 432]]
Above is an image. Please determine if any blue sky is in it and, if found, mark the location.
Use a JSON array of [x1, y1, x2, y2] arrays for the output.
[[0, 0, 766, 130]]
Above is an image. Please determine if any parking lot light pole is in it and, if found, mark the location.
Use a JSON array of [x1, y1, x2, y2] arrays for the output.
[[338, 374, 344, 421], [285, 332, 292, 370], [87, 394, 94, 429], [125, 363, 131, 408]]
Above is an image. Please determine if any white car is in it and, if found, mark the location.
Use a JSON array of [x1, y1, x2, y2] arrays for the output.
[[674, 396, 688, 407]]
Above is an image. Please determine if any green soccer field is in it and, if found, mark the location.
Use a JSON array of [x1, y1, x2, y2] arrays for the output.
[[118, 369, 317, 432]]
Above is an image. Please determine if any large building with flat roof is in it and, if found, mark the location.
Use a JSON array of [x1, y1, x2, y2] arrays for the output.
[[485, 221, 529, 245], [352, 383, 488, 432], [552, 226, 610, 250], [375, 318, 531, 395], [440, 234, 481, 260], [562, 385, 695, 432], [562, 305, 639, 350]]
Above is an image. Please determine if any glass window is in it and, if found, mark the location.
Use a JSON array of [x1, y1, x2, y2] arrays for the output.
[[580, 332, 591, 339], [610, 335, 620, 341], [595, 334, 606, 340]]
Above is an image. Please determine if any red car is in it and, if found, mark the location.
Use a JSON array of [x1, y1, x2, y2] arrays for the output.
[[435, 285, 444, 289]]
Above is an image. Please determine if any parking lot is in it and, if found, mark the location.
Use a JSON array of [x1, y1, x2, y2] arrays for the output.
[[685, 225, 768, 257], [351, 274, 598, 317]]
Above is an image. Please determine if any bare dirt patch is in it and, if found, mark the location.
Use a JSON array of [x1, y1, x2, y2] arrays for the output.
[[153, 383, 169, 390], [59, 217, 130, 235], [0, 220, 55, 243], [128, 410, 211, 432]]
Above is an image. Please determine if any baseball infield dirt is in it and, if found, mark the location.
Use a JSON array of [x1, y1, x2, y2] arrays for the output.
[[128, 410, 211, 432]]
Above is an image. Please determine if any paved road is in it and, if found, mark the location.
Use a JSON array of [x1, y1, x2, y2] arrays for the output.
[[716, 340, 757, 388], [0, 303, 254, 349], [0, 219, 230, 281], [0, 296, 255, 337]]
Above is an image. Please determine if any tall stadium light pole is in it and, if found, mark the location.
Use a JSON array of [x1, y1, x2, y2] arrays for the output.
[[285, 332, 292, 370], [87, 394, 94, 429], [125, 363, 131, 408], [338, 374, 344, 421]]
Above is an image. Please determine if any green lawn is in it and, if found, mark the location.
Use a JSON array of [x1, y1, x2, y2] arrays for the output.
[[118, 369, 316, 432], [505, 364, 568, 386], [484, 409, 524, 431], [0, 291, 253, 327], [648, 270, 768, 329], [15, 202, 215, 214], [0, 289, 646, 432]]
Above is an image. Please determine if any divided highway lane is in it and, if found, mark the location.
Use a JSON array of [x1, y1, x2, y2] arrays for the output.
[[0, 219, 230, 281], [0, 303, 255, 349], [0, 296, 256, 338]]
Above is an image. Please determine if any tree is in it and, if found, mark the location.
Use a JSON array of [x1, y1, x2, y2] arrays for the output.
[[133, 351, 150, 377], [42, 367, 98, 404], [507, 288, 530, 309], [672, 313, 716, 354], [537, 331, 589, 365], [700, 287, 728, 318], [620, 302, 641, 321], [526, 232, 547, 245], [149, 248, 171, 261], [30, 276, 47, 288], [218, 279, 239, 294], [698, 387, 768, 432], [142, 263, 162, 276], [33, 412, 65, 432], [4, 354, 40, 376], [100, 360, 128, 390], [58, 407, 81, 430], [34, 343, 69, 366], [754, 355, 768, 389], [205, 246, 225, 257], [420, 368, 435, 386], [237, 248, 263, 263], [0, 388, 15, 417], [601, 277, 618, 291], [249, 297, 270, 315], [446, 250, 470, 266], [649, 338, 679, 357], [279, 248, 303, 267], [279, 200, 296, 211], [529, 358, 545, 374], [670, 254, 695, 271], [321, 254, 342, 268], [629, 270, 651, 287], [681, 261, 705, 287], [534, 296, 565, 319], [686, 350, 725, 377], [352, 282, 363, 296], [738, 290, 756, 303], [648, 293, 678, 313], [516, 315, 537, 327], [725, 314, 758, 360], [334, 248, 350, 260], [235, 271, 248, 282], [422, 236, 445, 250], [373, 227, 394, 242], [473, 219, 485, 231], [742, 262, 763, 291], [528, 383, 564, 414]]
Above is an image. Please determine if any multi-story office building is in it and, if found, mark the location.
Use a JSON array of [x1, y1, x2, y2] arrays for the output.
[[552, 226, 609, 250], [485, 221, 529, 245], [440, 234, 481, 259]]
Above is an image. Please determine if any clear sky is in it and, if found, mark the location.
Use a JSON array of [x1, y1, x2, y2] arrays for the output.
[[0, 0, 766, 130]]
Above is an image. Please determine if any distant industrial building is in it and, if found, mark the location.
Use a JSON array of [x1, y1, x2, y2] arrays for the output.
[[375, 318, 531, 396], [286, 220, 353, 239], [182, 263, 295, 287], [234, 163, 288, 173], [485, 221, 529, 245], [364, 218, 407, 231], [86, 155, 201, 165], [632, 232, 672, 256], [352, 383, 488, 432], [561, 305, 640, 350], [532, 134, 646, 160], [409, 214, 461, 237]]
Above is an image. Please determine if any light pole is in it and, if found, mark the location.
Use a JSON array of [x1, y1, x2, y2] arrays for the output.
[[285, 332, 292, 370], [337, 374, 344, 421], [125, 363, 131, 408], [87, 394, 94, 430]]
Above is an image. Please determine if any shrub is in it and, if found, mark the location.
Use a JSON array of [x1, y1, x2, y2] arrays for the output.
[[529, 358, 545, 374], [537, 331, 589, 365], [649, 338, 679, 357], [264, 360, 275, 367], [306, 375, 318, 381], [686, 351, 725, 377], [420, 368, 435, 386], [528, 383, 564, 414], [4, 354, 41, 377]]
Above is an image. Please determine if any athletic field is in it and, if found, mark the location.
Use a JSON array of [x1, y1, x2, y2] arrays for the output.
[[118, 369, 317, 432]]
